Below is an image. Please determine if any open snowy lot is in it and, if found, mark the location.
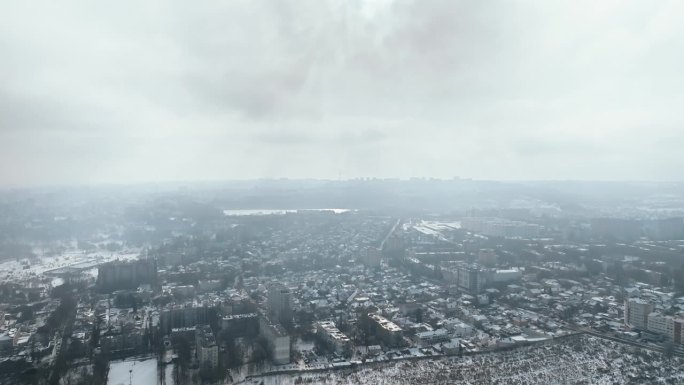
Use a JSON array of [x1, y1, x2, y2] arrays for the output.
[[107, 357, 157, 385], [246, 336, 683, 385]]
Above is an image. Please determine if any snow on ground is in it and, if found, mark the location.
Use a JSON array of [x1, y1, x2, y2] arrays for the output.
[[164, 363, 175, 385], [107, 357, 157, 385], [245, 336, 684, 385], [412, 221, 461, 243], [295, 338, 315, 352], [0, 248, 141, 284]]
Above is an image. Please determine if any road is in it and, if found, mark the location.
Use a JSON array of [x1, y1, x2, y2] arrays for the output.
[[379, 218, 402, 250], [565, 323, 684, 357]]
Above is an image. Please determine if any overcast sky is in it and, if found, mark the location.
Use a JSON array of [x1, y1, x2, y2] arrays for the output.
[[1, 0, 683, 187]]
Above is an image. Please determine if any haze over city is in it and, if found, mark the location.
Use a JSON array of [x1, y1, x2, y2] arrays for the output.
[[2, 2, 684, 385], [2, 0, 684, 187]]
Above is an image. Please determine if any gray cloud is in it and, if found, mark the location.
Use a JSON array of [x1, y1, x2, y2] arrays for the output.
[[1, 0, 683, 187]]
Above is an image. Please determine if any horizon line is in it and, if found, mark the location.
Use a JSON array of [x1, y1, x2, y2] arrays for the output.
[[3, 177, 684, 191]]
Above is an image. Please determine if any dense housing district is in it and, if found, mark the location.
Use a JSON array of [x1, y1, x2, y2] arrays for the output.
[[1, 188, 684, 384]]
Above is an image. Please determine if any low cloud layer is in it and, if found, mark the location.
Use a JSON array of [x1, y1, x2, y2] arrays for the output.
[[1, 0, 683, 186]]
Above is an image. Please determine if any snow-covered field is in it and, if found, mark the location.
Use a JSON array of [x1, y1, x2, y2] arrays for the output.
[[0, 248, 141, 284], [246, 336, 683, 385], [107, 357, 157, 385], [412, 220, 460, 242]]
